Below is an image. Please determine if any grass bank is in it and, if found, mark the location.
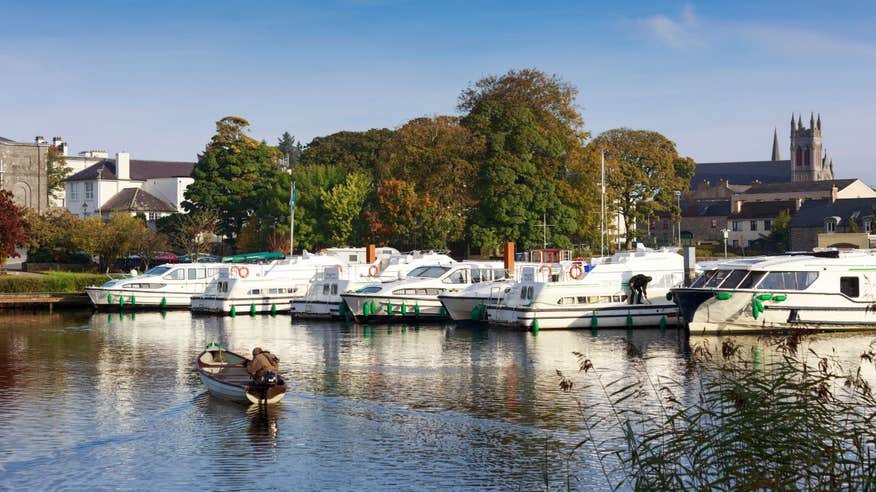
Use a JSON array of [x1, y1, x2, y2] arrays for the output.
[[0, 271, 114, 293]]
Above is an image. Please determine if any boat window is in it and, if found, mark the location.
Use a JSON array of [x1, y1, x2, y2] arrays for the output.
[[249, 289, 261, 295], [331, 284, 338, 295], [599, 296, 612, 303], [796, 272, 819, 290], [757, 271, 820, 291], [121, 283, 166, 289], [428, 288, 444, 295], [737, 271, 766, 289], [163, 269, 185, 281], [407, 266, 450, 278], [470, 268, 484, 283], [612, 295, 623, 302], [719, 270, 749, 289], [443, 269, 467, 284], [704, 270, 730, 288], [576, 296, 588, 304], [691, 270, 718, 288], [323, 284, 330, 295], [269, 288, 279, 294], [205, 268, 219, 277], [188, 268, 207, 280], [558, 296, 576, 304], [493, 268, 507, 280], [145, 266, 171, 276], [841, 277, 860, 297]]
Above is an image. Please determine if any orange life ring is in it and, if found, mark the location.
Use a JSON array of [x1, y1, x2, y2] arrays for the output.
[[335, 264, 344, 273], [238, 266, 250, 278], [539, 265, 552, 276], [569, 264, 584, 280], [574, 256, 584, 263], [368, 264, 380, 277], [230, 266, 239, 276]]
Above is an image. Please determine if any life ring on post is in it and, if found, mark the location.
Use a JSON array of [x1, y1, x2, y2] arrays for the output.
[[238, 266, 250, 278], [368, 264, 380, 277], [569, 264, 584, 280], [538, 265, 553, 276]]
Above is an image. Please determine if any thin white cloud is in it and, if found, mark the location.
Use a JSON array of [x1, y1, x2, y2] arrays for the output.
[[638, 4, 704, 49]]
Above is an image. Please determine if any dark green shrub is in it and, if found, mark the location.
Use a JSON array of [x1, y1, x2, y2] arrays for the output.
[[0, 271, 115, 293]]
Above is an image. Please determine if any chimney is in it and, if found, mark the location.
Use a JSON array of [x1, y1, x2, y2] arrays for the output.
[[735, 199, 743, 214], [35, 136, 46, 144], [116, 152, 130, 180], [52, 137, 68, 156]]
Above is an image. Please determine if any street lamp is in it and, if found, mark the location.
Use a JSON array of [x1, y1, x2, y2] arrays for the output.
[[674, 190, 682, 247], [81, 201, 88, 217], [721, 228, 729, 257]]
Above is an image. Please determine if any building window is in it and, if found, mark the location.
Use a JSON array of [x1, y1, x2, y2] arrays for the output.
[[710, 219, 717, 228], [732, 221, 740, 232], [85, 182, 94, 200], [825, 218, 837, 233], [70, 183, 80, 201], [732, 239, 739, 248], [147, 212, 158, 221], [764, 220, 772, 231], [750, 220, 757, 231]]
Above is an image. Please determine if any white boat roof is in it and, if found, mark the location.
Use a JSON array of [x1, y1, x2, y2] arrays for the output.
[[707, 249, 876, 271]]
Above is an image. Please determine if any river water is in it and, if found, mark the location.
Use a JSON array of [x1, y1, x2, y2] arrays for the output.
[[1, 312, 875, 490]]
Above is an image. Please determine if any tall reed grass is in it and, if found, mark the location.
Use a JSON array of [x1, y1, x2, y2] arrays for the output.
[[557, 332, 876, 490]]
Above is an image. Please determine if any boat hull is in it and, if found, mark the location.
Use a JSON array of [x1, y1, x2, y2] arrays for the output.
[[191, 296, 296, 315], [487, 301, 679, 330], [674, 287, 876, 334], [438, 295, 490, 322], [86, 287, 194, 310], [342, 294, 448, 323], [196, 351, 286, 404], [291, 299, 343, 319]]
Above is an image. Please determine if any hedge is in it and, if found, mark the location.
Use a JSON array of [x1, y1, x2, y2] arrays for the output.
[[0, 271, 118, 293]]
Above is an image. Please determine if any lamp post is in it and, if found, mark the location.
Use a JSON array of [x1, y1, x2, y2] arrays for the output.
[[722, 228, 729, 257], [674, 190, 682, 247], [81, 201, 88, 218]]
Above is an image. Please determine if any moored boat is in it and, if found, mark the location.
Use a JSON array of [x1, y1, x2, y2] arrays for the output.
[[196, 345, 286, 404], [672, 249, 876, 334], [85, 263, 226, 310]]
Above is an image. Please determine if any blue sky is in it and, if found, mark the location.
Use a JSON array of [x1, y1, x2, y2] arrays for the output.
[[2, 1, 875, 182]]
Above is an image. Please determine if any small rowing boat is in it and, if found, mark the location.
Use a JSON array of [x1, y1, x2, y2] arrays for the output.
[[195, 344, 286, 405]]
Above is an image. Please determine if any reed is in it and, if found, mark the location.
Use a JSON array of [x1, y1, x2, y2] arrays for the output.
[[558, 333, 876, 491]]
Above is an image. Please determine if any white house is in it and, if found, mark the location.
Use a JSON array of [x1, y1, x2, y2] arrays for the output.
[[64, 152, 194, 220]]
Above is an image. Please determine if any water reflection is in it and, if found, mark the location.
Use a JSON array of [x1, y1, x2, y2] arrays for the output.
[[2, 311, 874, 489]]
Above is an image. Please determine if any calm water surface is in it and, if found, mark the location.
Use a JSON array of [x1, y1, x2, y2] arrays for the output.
[[1, 312, 874, 490]]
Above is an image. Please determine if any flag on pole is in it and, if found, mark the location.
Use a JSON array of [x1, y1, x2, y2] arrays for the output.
[[290, 182, 296, 209]]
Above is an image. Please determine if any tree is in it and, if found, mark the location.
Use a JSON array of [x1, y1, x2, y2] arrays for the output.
[[129, 227, 169, 270], [159, 210, 218, 260], [377, 116, 483, 244], [25, 209, 83, 262], [300, 128, 394, 172], [0, 191, 30, 268], [277, 131, 302, 167], [321, 172, 372, 246], [46, 146, 72, 195], [72, 213, 147, 272], [590, 128, 696, 250], [769, 209, 791, 251], [183, 116, 288, 242], [459, 69, 584, 249], [287, 164, 348, 250], [849, 214, 859, 233], [366, 179, 454, 250]]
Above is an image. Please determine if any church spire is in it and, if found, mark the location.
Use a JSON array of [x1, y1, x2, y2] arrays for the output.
[[817, 113, 822, 130], [771, 128, 780, 161], [797, 114, 803, 130], [810, 112, 815, 129]]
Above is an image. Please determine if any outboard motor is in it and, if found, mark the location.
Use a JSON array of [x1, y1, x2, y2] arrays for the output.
[[259, 371, 278, 386]]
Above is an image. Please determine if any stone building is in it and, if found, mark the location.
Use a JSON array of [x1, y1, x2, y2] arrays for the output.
[[0, 136, 50, 211], [789, 198, 876, 251]]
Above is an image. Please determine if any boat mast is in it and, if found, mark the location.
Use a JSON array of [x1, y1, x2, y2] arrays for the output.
[[600, 150, 605, 256], [290, 181, 296, 256]]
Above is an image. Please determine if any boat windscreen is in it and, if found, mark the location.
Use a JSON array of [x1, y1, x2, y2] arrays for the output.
[[737, 271, 766, 289], [704, 270, 730, 288], [144, 266, 171, 276], [718, 270, 750, 289], [407, 266, 450, 278], [690, 270, 717, 288], [757, 271, 819, 291]]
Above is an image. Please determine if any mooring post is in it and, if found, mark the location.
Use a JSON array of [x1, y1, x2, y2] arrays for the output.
[[683, 246, 696, 287]]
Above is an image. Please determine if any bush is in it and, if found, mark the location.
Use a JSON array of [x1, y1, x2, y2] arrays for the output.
[[0, 271, 116, 293]]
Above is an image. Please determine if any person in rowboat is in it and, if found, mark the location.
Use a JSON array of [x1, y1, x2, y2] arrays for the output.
[[246, 347, 280, 381]]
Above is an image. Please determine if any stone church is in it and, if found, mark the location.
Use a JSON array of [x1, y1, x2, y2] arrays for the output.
[[0, 136, 50, 212], [691, 112, 834, 189]]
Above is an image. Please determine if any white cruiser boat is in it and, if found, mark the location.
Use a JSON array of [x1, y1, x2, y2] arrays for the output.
[[438, 265, 544, 322], [672, 250, 876, 334], [191, 248, 399, 315], [487, 249, 684, 330], [292, 251, 456, 319], [85, 263, 226, 310], [341, 261, 502, 323]]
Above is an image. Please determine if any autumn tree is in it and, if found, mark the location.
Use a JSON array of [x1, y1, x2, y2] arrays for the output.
[[321, 172, 371, 246], [377, 116, 483, 244], [591, 128, 696, 250], [25, 209, 83, 262], [300, 129, 393, 172], [0, 191, 30, 269], [158, 210, 219, 260], [183, 116, 289, 242], [366, 179, 454, 250], [460, 68, 585, 249], [129, 227, 170, 270], [46, 146, 72, 194]]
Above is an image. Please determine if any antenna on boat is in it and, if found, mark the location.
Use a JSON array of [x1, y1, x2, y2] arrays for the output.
[[537, 214, 555, 250], [600, 150, 606, 257]]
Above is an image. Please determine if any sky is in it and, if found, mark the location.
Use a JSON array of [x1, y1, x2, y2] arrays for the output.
[[2, 1, 876, 182]]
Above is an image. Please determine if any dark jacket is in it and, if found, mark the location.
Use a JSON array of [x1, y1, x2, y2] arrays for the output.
[[247, 351, 280, 378]]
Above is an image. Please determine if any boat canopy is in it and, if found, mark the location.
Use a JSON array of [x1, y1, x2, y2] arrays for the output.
[[221, 252, 285, 263]]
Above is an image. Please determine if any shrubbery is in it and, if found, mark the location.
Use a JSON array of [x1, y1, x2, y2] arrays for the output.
[[0, 271, 113, 293]]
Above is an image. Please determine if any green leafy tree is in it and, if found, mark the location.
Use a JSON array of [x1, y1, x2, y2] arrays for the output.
[[377, 116, 483, 244], [300, 128, 393, 172], [459, 69, 583, 249], [46, 146, 72, 194], [321, 172, 372, 246], [0, 191, 30, 268], [287, 164, 348, 250], [157, 210, 218, 259], [277, 131, 302, 167], [591, 128, 696, 250], [73, 213, 148, 272], [183, 116, 288, 242], [25, 209, 83, 262]]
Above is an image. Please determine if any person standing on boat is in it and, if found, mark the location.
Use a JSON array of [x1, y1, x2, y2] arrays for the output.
[[628, 274, 652, 304], [246, 347, 280, 380]]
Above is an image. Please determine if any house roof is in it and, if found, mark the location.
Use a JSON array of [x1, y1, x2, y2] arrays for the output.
[[790, 198, 876, 228], [731, 200, 797, 219], [100, 188, 177, 213], [691, 160, 791, 188], [0, 136, 16, 143], [681, 200, 731, 217], [65, 159, 194, 182], [742, 178, 857, 195]]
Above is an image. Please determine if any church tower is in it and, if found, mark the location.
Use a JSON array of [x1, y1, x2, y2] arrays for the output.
[[790, 112, 833, 181]]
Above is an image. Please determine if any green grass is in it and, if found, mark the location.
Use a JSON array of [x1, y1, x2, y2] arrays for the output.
[[0, 271, 118, 293]]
